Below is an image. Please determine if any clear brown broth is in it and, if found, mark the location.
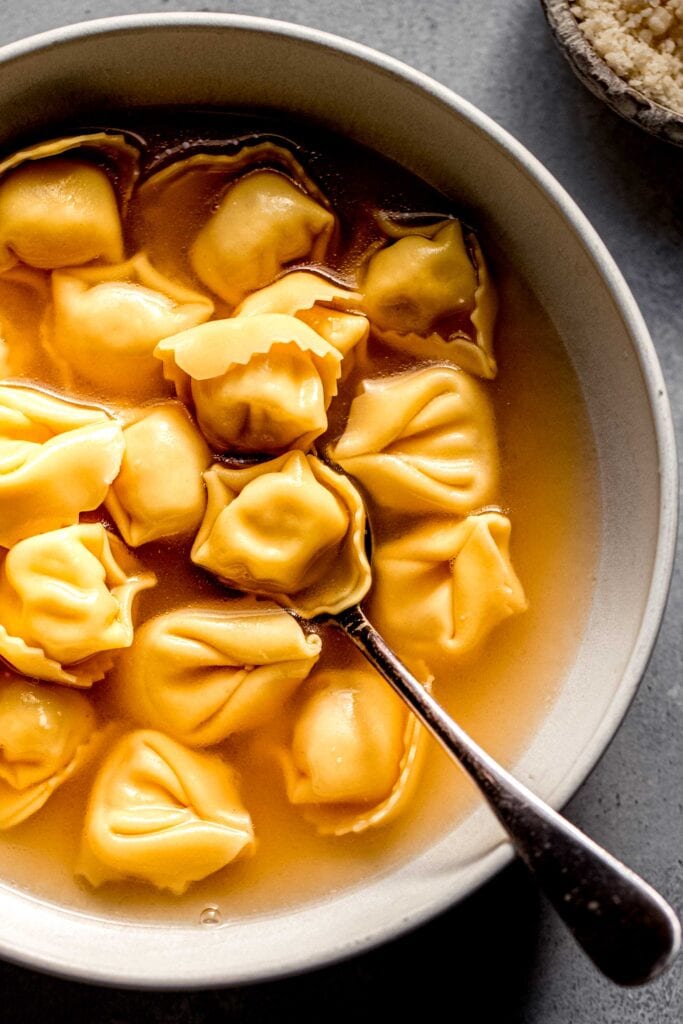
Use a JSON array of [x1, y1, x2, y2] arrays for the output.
[[0, 110, 600, 924]]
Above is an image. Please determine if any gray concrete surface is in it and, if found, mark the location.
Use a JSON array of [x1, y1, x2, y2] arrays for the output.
[[0, 1, 680, 1020]]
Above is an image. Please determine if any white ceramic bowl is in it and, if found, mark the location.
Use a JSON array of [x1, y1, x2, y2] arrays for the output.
[[0, 12, 676, 989]]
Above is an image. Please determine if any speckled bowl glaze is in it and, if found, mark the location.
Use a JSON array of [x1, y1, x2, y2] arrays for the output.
[[0, 12, 677, 989], [540, 0, 683, 146]]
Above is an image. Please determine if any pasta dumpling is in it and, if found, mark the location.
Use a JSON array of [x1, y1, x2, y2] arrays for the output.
[[0, 121, 536, 904], [0, 385, 124, 547], [191, 452, 371, 617], [190, 170, 335, 305], [77, 729, 255, 894], [154, 313, 341, 453], [116, 601, 322, 746], [330, 365, 498, 515], [369, 512, 527, 669], [48, 254, 214, 400], [279, 667, 428, 836], [236, 271, 369, 370], [0, 675, 96, 829], [362, 220, 497, 379], [0, 133, 139, 272], [136, 140, 333, 291], [105, 401, 211, 547], [0, 524, 156, 687]]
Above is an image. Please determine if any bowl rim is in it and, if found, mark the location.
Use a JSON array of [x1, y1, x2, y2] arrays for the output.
[[539, 0, 683, 146], [0, 10, 677, 989]]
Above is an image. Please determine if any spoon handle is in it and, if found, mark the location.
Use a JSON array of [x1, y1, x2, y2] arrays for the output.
[[334, 604, 681, 986]]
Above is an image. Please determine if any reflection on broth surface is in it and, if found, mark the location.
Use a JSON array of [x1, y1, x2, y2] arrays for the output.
[[0, 110, 599, 922]]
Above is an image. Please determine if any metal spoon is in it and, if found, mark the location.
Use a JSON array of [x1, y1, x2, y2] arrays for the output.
[[329, 602, 681, 986], [216, 451, 680, 983]]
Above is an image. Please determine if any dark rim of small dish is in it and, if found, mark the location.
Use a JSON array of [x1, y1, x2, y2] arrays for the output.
[[540, 0, 683, 147]]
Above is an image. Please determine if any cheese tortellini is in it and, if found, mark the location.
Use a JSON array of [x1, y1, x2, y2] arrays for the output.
[[331, 366, 498, 515], [0, 385, 124, 547], [105, 401, 211, 547], [0, 133, 139, 272], [0, 524, 156, 686], [279, 667, 428, 836], [370, 513, 527, 670], [0, 675, 97, 829], [236, 271, 369, 370], [136, 140, 335, 290], [0, 124, 534, 902], [116, 601, 322, 746], [77, 730, 255, 894], [190, 170, 335, 305], [363, 220, 497, 379], [48, 254, 214, 400], [191, 453, 371, 616], [154, 313, 341, 452]]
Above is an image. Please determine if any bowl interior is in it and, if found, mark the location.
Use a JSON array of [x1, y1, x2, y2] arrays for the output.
[[0, 13, 676, 987]]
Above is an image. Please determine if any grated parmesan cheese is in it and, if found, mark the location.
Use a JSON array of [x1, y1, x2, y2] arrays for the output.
[[571, 1, 683, 113]]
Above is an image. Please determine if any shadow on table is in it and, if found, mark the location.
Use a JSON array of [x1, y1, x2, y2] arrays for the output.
[[0, 860, 542, 1023]]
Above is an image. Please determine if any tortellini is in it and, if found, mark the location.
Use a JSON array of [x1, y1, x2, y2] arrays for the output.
[[48, 254, 214, 400], [0, 124, 533, 901], [0, 385, 124, 547], [77, 730, 255, 894], [116, 601, 322, 746], [191, 453, 371, 617], [0, 524, 156, 686], [330, 366, 498, 514], [362, 220, 497, 379], [105, 401, 211, 547], [0, 675, 97, 829], [190, 170, 335, 305], [136, 140, 333, 290], [369, 512, 527, 670], [154, 313, 341, 453], [0, 133, 139, 272], [236, 271, 369, 369], [279, 667, 428, 836]]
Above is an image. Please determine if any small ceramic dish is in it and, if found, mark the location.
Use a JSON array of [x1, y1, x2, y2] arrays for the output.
[[540, 0, 683, 146]]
